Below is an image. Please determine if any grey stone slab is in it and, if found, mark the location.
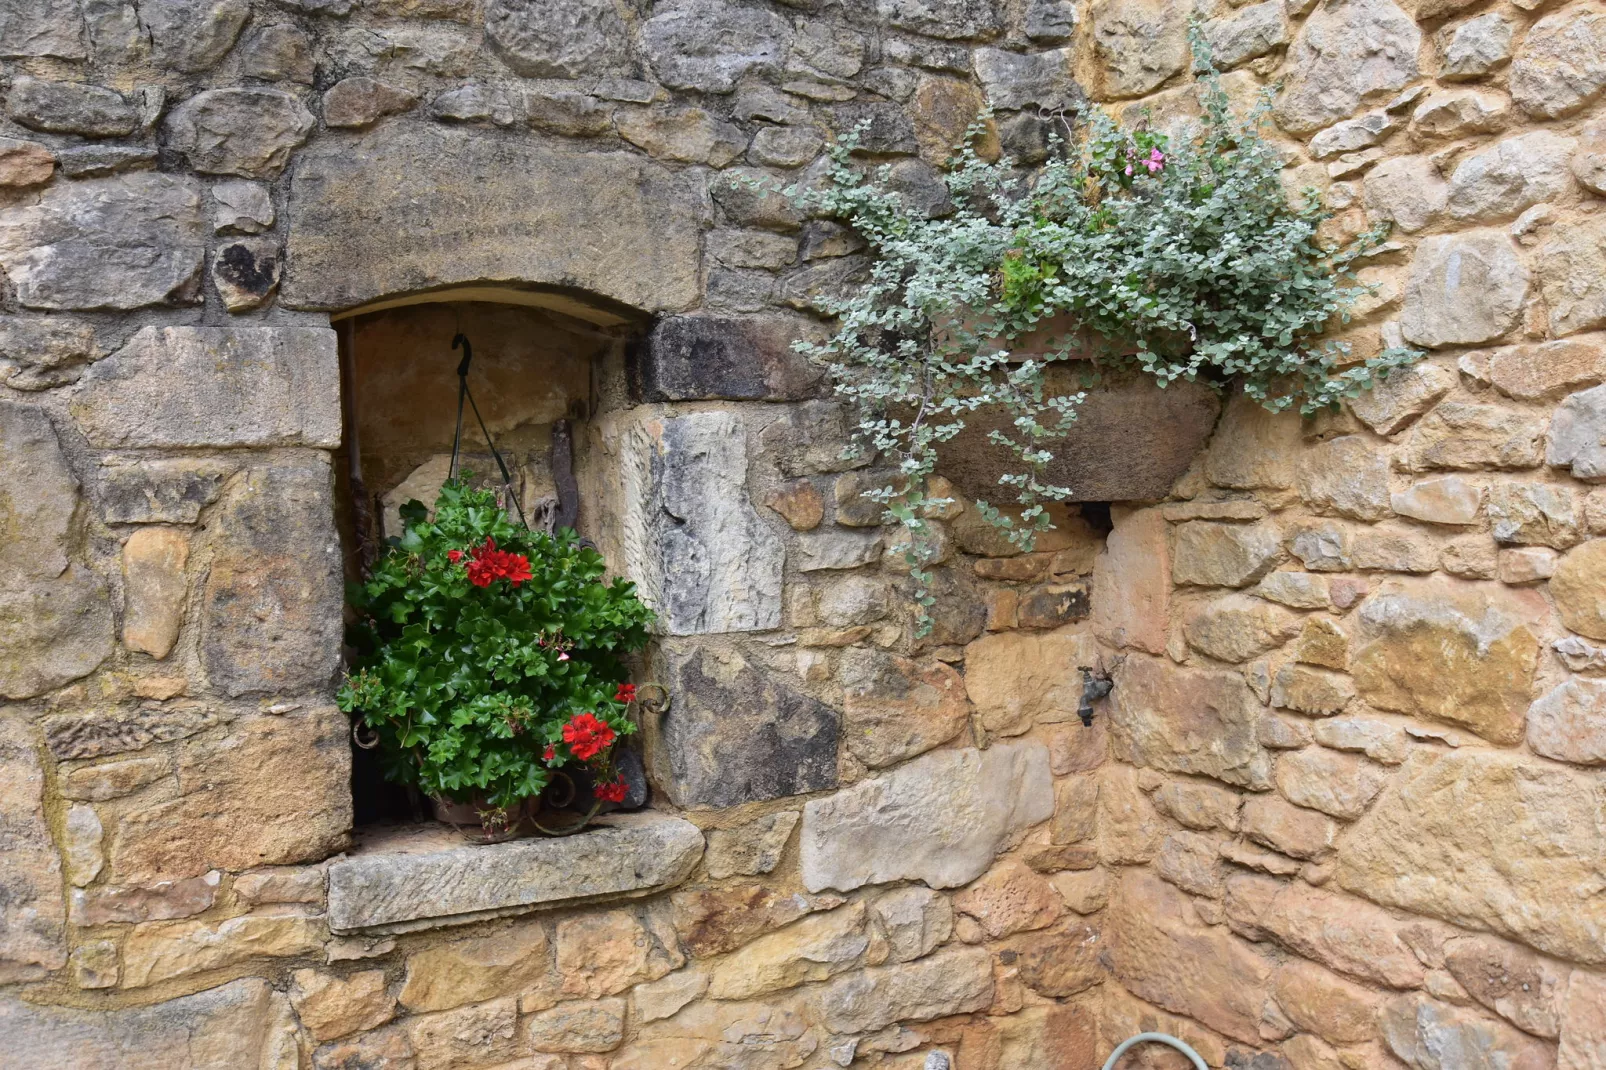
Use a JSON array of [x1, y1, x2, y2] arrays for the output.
[[283, 122, 704, 314], [0, 978, 296, 1069], [0, 717, 66, 982], [631, 314, 824, 402], [800, 741, 1053, 892], [0, 173, 205, 311], [653, 643, 840, 809], [326, 812, 704, 932], [71, 326, 339, 449]]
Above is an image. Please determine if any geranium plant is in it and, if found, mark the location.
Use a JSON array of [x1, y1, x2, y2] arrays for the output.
[[792, 31, 1421, 632], [338, 480, 654, 820]]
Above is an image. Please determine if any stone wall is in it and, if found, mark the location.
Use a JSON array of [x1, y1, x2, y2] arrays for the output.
[[1, 0, 1605, 1067]]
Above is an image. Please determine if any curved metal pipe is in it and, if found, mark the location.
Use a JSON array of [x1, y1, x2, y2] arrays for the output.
[[1102, 1032, 1210, 1070]]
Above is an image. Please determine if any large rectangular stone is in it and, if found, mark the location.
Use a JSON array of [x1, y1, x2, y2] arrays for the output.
[[71, 326, 339, 449], [0, 718, 66, 982], [1108, 655, 1273, 790], [653, 643, 840, 809], [326, 812, 704, 933], [800, 740, 1053, 892], [0, 979, 296, 1070], [284, 122, 703, 314], [629, 314, 824, 402]]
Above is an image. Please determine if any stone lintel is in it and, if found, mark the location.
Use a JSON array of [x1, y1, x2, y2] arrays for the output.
[[326, 812, 704, 934]]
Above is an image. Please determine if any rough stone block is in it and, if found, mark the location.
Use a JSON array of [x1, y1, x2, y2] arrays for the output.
[[484, 0, 629, 79], [0, 0, 87, 60], [284, 122, 704, 314], [1383, 993, 1556, 1070], [654, 643, 838, 808], [841, 648, 970, 767], [800, 741, 1053, 892], [1339, 749, 1606, 964], [1272, 0, 1419, 135], [109, 710, 348, 883], [1109, 655, 1272, 790], [1539, 218, 1606, 338], [630, 314, 823, 402], [0, 979, 296, 1070], [1509, 4, 1606, 120], [812, 946, 995, 1034], [326, 813, 703, 932], [72, 326, 338, 449], [0, 173, 206, 310], [1091, 506, 1170, 654], [0, 718, 66, 982], [1401, 231, 1530, 348]]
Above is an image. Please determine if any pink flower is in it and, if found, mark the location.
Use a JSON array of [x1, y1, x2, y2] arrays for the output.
[[558, 651, 569, 661]]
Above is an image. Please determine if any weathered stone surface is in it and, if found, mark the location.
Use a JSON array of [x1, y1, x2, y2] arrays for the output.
[[526, 998, 626, 1053], [73, 327, 338, 449], [872, 885, 953, 964], [291, 969, 395, 1044], [1510, 4, 1606, 120], [143, 0, 250, 72], [1447, 131, 1577, 223], [328, 813, 703, 932], [1311, 111, 1396, 160], [1155, 829, 1225, 897], [1243, 795, 1338, 860], [705, 811, 799, 880], [0, 317, 99, 392], [408, 998, 521, 1069], [1106, 871, 1272, 1044], [70, 873, 218, 926], [7, 77, 136, 138], [1271, 664, 1354, 716], [314, 1023, 414, 1070], [1184, 593, 1301, 664], [1274, 959, 1382, 1046], [1298, 436, 1391, 521], [211, 180, 273, 236], [165, 89, 314, 179], [64, 802, 104, 887], [1553, 388, 1606, 485], [1152, 779, 1242, 833], [1363, 155, 1448, 234], [1393, 476, 1482, 527], [797, 530, 883, 570], [875, 0, 1002, 39], [322, 77, 418, 129], [1551, 539, 1606, 640], [42, 706, 216, 762], [1350, 361, 1455, 437], [1540, 219, 1606, 338], [0, 401, 77, 582], [1560, 970, 1606, 1069], [1438, 12, 1515, 80], [1528, 677, 1606, 764], [963, 628, 1089, 735], [998, 917, 1102, 998], [670, 883, 840, 959], [285, 123, 703, 313], [974, 47, 1078, 111], [613, 996, 817, 1069], [97, 459, 227, 525], [1383, 994, 1556, 1070], [633, 968, 708, 1023], [655, 643, 837, 808], [0, 562, 114, 700], [199, 464, 342, 697], [1489, 482, 1581, 548], [1351, 578, 1539, 743], [59, 755, 169, 801], [0, 136, 55, 189], [632, 314, 822, 402], [111, 711, 349, 883], [121, 527, 189, 659], [840, 648, 970, 767], [763, 481, 824, 531], [1173, 522, 1283, 588], [800, 741, 1053, 892], [1276, 747, 1388, 820], [0, 0, 87, 60], [708, 903, 867, 999], [1274, 0, 1419, 135], [1256, 570, 1331, 610], [399, 922, 554, 1012], [1341, 749, 1606, 963], [122, 909, 327, 988], [0, 718, 65, 982], [1444, 934, 1567, 1039], [1475, 337, 1606, 403], [1206, 391, 1302, 489], [484, 0, 627, 78], [1257, 882, 1429, 988], [813, 946, 994, 1034], [0, 173, 205, 310], [238, 22, 314, 83], [1412, 88, 1512, 141], [211, 238, 281, 313], [954, 859, 1063, 938], [1110, 656, 1271, 789], [0, 978, 296, 1069], [643, 0, 790, 93], [1401, 231, 1529, 348], [557, 907, 681, 999], [1203, 0, 1288, 69], [616, 106, 747, 166], [1405, 402, 1546, 472], [1092, 507, 1170, 654], [1083, 0, 1186, 100]]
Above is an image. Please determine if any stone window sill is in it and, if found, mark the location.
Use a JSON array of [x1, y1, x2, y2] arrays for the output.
[[326, 811, 704, 934]]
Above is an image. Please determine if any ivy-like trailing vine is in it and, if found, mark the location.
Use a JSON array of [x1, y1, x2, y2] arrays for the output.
[[792, 33, 1421, 633]]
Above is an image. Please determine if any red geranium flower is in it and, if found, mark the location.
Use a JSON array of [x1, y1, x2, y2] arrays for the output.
[[562, 712, 615, 761], [595, 777, 628, 803], [447, 549, 463, 563], [462, 537, 533, 588], [614, 683, 637, 704], [543, 744, 556, 762]]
